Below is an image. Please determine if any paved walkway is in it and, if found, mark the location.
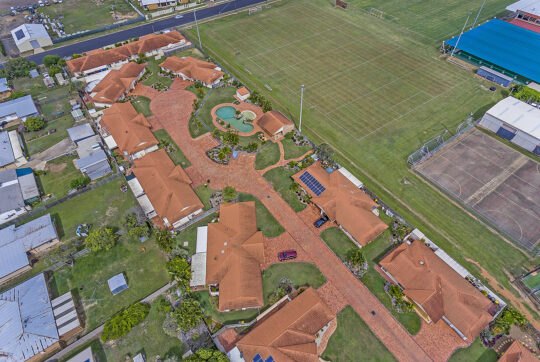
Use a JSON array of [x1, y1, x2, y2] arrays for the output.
[[150, 89, 435, 361]]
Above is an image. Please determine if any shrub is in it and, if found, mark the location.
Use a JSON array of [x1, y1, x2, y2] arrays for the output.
[[493, 307, 527, 334], [222, 186, 236, 203], [43, 54, 60, 67], [155, 228, 174, 252], [7, 90, 28, 101], [101, 303, 150, 341], [24, 116, 44, 131], [173, 298, 204, 331], [166, 257, 191, 288], [183, 348, 228, 362], [70, 175, 91, 189], [284, 131, 294, 139], [511, 84, 540, 103], [347, 249, 366, 267], [246, 142, 258, 152], [0, 58, 37, 79], [85, 227, 116, 251], [156, 296, 172, 314]]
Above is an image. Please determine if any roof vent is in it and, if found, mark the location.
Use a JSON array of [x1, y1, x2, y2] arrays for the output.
[[224, 242, 227, 246], [419, 260, 424, 265], [221, 250, 224, 254]]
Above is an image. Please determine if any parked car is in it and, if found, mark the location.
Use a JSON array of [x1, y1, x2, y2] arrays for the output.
[[278, 250, 297, 261], [174, 14, 183, 19], [313, 215, 329, 228]]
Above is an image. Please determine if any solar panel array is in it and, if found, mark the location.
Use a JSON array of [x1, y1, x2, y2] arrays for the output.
[[299, 171, 326, 196], [252, 354, 275, 362], [14, 29, 25, 41]]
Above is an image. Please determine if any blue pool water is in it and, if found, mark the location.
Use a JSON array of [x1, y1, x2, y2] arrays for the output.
[[216, 106, 254, 133]]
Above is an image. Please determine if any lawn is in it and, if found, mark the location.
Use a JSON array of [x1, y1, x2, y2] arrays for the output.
[[176, 212, 217, 256], [153, 129, 191, 168], [37, 0, 136, 35], [320, 227, 422, 335], [238, 193, 285, 238], [142, 57, 174, 88], [196, 86, 237, 131], [58, 340, 106, 362], [254, 142, 280, 170], [523, 273, 540, 290], [282, 138, 312, 160], [187, 0, 537, 322], [131, 96, 153, 117], [13, 76, 49, 97], [194, 290, 259, 324], [37, 154, 80, 199], [322, 306, 396, 362], [263, 166, 307, 212], [24, 115, 74, 155], [262, 262, 326, 303], [449, 336, 498, 362], [194, 185, 218, 211]]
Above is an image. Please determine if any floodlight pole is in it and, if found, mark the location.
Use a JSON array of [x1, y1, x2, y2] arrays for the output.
[[299, 84, 305, 133], [194, 10, 203, 50], [450, 12, 472, 58], [472, 0, 487, 28]]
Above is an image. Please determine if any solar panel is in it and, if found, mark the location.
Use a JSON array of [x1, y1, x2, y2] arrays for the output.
[[14, 29, 25, 41], [299, 171, 326, 196], [265, 357, 275, 362], [252, 354, 263, 362]]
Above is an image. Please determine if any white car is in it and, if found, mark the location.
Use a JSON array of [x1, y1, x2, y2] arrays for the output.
[[174, 14, 183, 19]]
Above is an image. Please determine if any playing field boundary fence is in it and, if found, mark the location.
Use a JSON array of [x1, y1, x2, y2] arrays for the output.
[[407, 116, 478, 167]]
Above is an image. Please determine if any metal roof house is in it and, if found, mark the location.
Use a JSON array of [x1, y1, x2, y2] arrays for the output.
[[0, 130, 27, 169], [0, 168, 39, 225], [0, 95, 39, 124], [67, 123, 95, 144], [76, 149, 112, 180], [10, 23, 52, 53], [0, 77, 11, 98], [0, 213, 59, 283], [479, 96, 540, 155]]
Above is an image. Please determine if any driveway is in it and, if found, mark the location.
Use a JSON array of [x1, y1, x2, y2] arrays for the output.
[[26, 138, 76, 170]]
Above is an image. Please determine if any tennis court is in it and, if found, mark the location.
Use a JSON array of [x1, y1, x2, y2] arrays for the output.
[[416, 128, 540, 252]]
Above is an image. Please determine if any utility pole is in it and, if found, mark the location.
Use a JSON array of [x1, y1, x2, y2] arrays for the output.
[[450, 12, 472, 58], [299, 84, 305, 133], [472, 0, 487, 28], [194, 10, 202, 50]]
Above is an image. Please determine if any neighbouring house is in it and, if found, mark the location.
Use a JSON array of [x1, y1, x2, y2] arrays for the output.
[[498, 340, 538, 362], [0, 213, 58, 284], [66, 346, 95, 362], [69, 126, 112, 180], [0, 168, 39, 225], [379, 240, 494, 341], [507, 0, 540, 32], [0, 130, 27, 169], [257, 111, 295, 140], [479, 96, 540, 155], [132, 352, 147, 362], [229, 287, 336, 362], [98, 102, 159, 160], [0, 95, 39, 124], [0, 78, 12, 99], [191, 201, 265, 312], [10, 23, 52, 53], [90, 62, 146, 107], [66, 31, 189, 77], [67, 123, 95, 144], [159, 56, 225, 88], [129, 149, 203, 228], [139, 0, 177, 10], [0, 273, 82, 361], [293, 163, 388, 247], [236, 86, 250, 101]]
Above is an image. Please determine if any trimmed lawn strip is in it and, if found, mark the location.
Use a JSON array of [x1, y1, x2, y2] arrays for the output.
[[24, 115, 74, 155], [322, 306, 396, 362], [58, 339, 106, 362], [194, 185, 218, 211], [254, 142, 280, 170], [449, 336, 498, 362], [194, 290, 259, 324], [131, 96, 153, 117], [142, 57, 174, 88], [176, 212, 217, 256], [153, 129, 191, 168], [238, 193, 285, 237], [198, 86, 236, 127], [37, 155, 80, 199], [263, 166, 307, 212], [282, 138, 312, 160], [320, 227, 421, 335]]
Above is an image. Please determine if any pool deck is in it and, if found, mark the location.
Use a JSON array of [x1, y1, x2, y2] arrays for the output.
[[211, 101, 271, 138]]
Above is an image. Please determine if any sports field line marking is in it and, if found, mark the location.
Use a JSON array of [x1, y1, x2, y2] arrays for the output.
[[425, 171, 463, 197], [388, 91, 429, 112]]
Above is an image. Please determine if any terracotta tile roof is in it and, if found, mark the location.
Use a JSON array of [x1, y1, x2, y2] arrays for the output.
[[132, 149, 203, 225], [236, 86, 250, 96], [237, 287, 335, 362], [100, 102, 158, 155], [499, 340, 538, 362], [159, 56, 224, 85], [293, 163, 387, 245], [206, 202, 265, 311], [91, 62, 146, 105], [257, 111, 294, 135], [379, 240, 493, 341], [67, 31, 185, 73]]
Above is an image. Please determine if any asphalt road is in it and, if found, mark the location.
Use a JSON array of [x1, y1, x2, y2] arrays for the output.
[[26, 0, 268, 65]]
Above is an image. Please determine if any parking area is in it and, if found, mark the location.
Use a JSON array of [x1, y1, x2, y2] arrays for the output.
[[416, 128, 540, 252]]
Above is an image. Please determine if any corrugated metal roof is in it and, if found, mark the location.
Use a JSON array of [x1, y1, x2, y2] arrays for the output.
[[17, 171, 39, 200], [0, 78, 10, 93], [8, 131, 24, 162], [190, 252, 206, 287], [506, 0, 540, 16], [66, 346, 94, 362], [0, 273, 59, 361], [76, 135, 102, 159], [0, 95, 38, 119], [0, 169, 25, 214], [196, 226, 208, 253], [486, 96, 540, 139], [108, 273, 128, 295], [0, 131, 15, 167], [0, 241, 29, 279], [10, 24, 50, 46], [67, 123, 94, 143]]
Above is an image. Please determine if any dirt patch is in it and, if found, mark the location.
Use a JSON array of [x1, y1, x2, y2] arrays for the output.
[[466, 258, 540, 330], [46, 162, 68, 173], [114, 11, 137, 21], [105, 206, 118, 218]]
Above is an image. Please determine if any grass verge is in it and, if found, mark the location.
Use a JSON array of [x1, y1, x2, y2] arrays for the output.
[[263, 166, 307, 212], [254, 142, 280, 170], [238, 192, 285, 238], [448, 336, 498, 362], [282, 138, 312, 160], [153, 129, 191, 168]]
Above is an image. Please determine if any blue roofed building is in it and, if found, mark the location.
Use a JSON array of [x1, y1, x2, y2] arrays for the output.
[[0, 94, 39, 124]]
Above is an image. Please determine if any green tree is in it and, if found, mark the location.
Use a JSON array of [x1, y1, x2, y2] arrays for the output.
[[184, 348, 228, 362], [316, 143, 334, 163], [24, 116, 44, 131], [166, 257, 191, 288], [290, 182, 300, 192], [101, 303, 150, 341], [493, 307, 527, 334], [85, 227, 116, 251], [7, 89, 27, 101], [155, 228, 174, 252], [70, 175, 91, 189], [173, 298, 204, 331], [223, 129, 239, 146], [246, 142, 258, 152], [43, 55, 60, 67], [48, 65, 63, 77], [347, 248, 366, 267], [222, 186, 236, 203], [0, 58, 37, 79]]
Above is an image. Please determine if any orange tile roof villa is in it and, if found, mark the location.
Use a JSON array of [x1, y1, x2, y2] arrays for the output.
[[232, 287, 336, 362], [90, 62, 146, 107], [498, 340, 538, 362], [99, 102, 159, 159], [293, 163, 388, 247], [379, 240, 495, 341], [131, 149, 203, 229], [67, 31, 188, 76], [159, 56, 224, 87], [257, 111, 295, 140]]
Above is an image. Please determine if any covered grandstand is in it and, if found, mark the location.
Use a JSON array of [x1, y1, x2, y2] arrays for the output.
[[444, 19, 540, 83]]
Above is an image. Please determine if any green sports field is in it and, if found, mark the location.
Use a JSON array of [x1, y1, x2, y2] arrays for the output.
[[186, 0, 537, 321]]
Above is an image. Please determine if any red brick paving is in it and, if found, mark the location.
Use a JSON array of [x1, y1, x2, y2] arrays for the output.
[[414, 320, 468, 361], [148, 88, 462, 362], [146, 115, 163, 130], [316, 282, 348, 315], [263, 232, 310, 269], [297, 204, 336, 235]]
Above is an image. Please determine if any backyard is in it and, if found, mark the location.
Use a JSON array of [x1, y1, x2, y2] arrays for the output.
[[263, 166, 307, 212], [36, 154, 80, 199], [254, 142, 280, 170], [153, 129, 191, 168], [130, 96, 153, 117], [191, 86, 237, 137], [282, 138, 312, 160], [238, 192, 284, 238], [175, 212, 217, 256], [142, 57, 174, 88], [449, 336, 498, 362], [23, 114, 74, 155], [187, 0, 536, 324]]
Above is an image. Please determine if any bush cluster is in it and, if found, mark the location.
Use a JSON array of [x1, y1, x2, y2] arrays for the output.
[[101, 303, 150, 341]]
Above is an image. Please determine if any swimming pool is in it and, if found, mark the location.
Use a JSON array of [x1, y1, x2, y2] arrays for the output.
[[216, 106, 254, 133]]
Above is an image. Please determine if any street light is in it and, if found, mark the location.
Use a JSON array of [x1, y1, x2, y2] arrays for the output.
[[450, 12, 472, 58], [299, 84, 305, 133], [472, 0, 488, 28]]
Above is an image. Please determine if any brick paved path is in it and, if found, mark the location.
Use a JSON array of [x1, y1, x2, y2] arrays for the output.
[[150, 90, 436, 362]]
